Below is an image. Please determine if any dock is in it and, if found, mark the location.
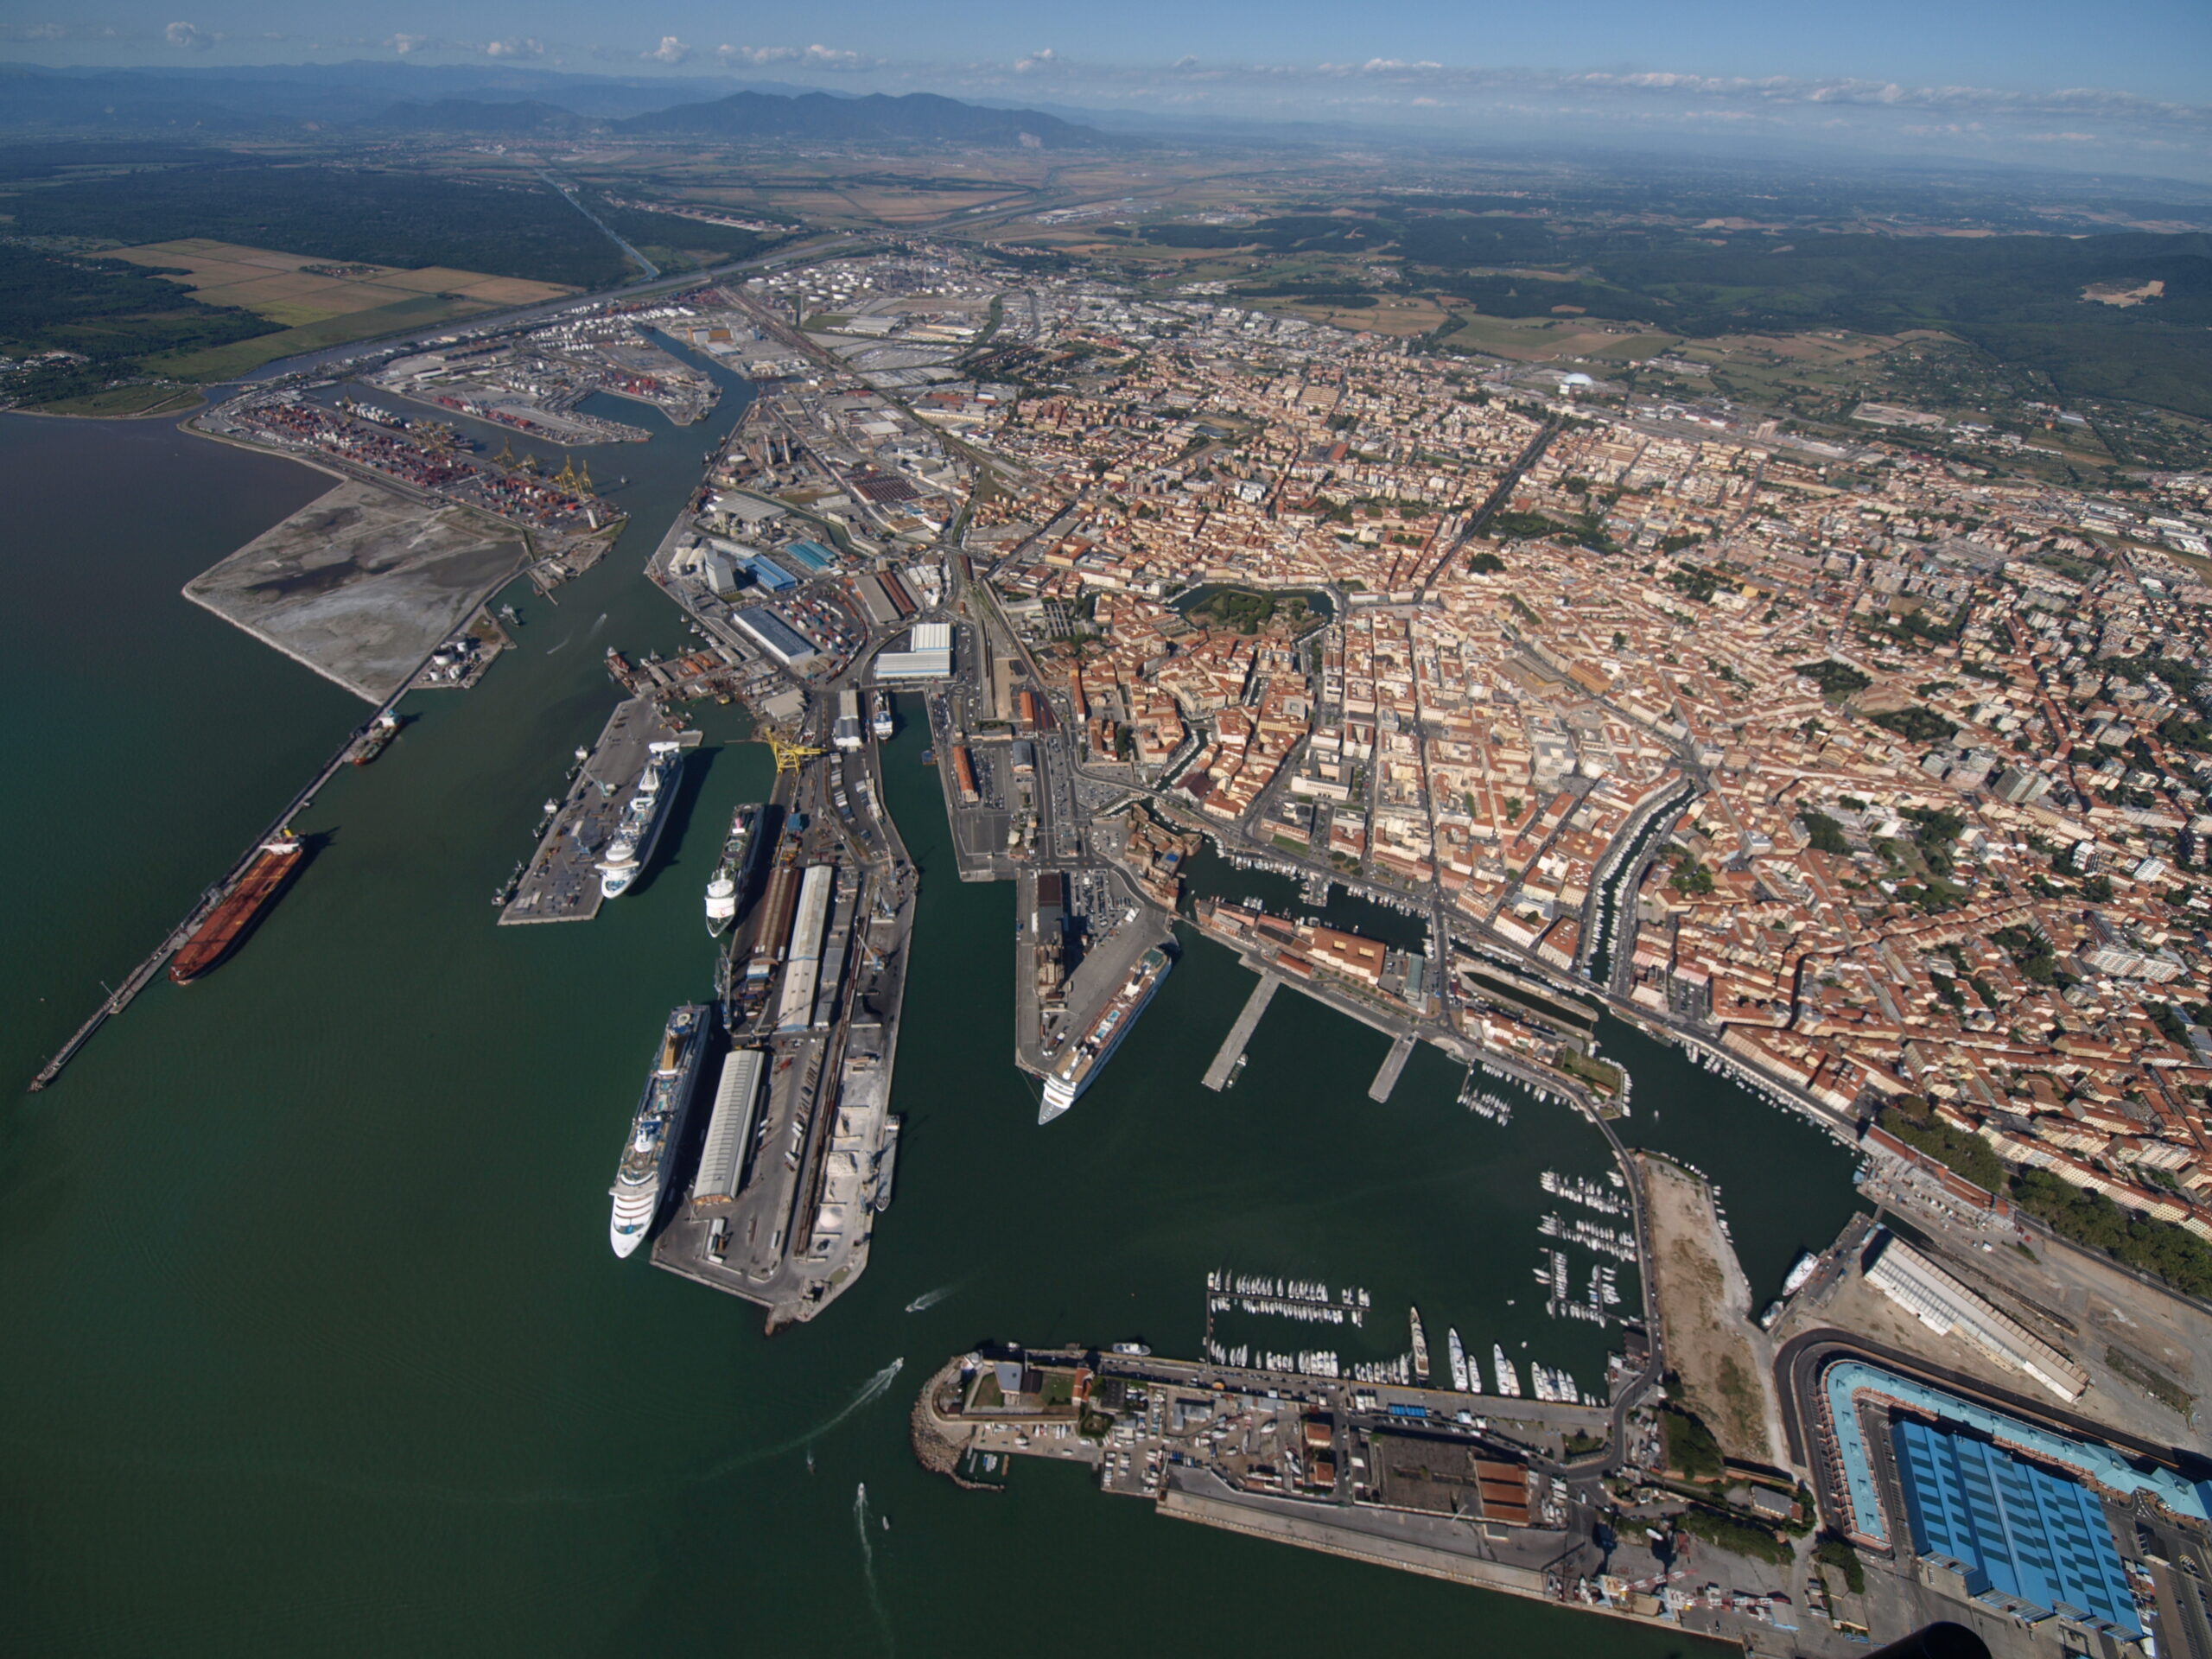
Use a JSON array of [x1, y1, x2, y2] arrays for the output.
[[1203, 970, 1280, 1091], [29, 686, 407, 1091], [498, 696, 687, 925], [1370, 1033, 1414, 1103]]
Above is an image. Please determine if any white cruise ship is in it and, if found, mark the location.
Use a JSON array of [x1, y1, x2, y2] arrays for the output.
[[1039, 946, 1172, 1122], [598, 741, 683, 900], [610, 1004, 710, 1256], [704, 804, 760, 937]]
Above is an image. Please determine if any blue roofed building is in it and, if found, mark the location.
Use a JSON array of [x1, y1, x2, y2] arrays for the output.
[[784, 539, 838, 574], [1890, 1415, 2142, 1638], [742, 554, 798, 594]]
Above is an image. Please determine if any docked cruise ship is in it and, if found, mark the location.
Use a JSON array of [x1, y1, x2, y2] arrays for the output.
[[704, 804, 761, 938], [597, 741, 683, 900], [1038, 945, 1172, 1123], [609, 1003, 711, 1257], [870, 692, 894, 740]]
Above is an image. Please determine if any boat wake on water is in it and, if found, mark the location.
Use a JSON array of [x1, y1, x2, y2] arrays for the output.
[[854, 1482, 893, 1653], [544, 632, 575, 655], [904, 1285, 957, 1314], [587, 611, 608, 639]]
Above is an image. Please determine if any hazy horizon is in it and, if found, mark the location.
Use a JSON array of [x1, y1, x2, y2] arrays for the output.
[[7, 0, 2210, 183]]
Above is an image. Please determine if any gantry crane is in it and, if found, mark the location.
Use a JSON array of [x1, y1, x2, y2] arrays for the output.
[[768, 734, 827, 774]]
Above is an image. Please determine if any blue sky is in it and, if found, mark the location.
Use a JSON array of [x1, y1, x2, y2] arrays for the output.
[[9, 0, 2210, 175]]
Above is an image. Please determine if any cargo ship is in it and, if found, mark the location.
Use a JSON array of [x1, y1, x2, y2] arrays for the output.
[[1410, 1307, 1431, 1384], [704, 803, 762, 938], [610, 1003, 711, 1257], [347, 710, 401, 766], [169, 833, 305, 984], [873, 1116, 901, 1213], [597, 741, 683, 900], [1446, 1328, 1470, 1393], [1037, 945, 1172, 1123]]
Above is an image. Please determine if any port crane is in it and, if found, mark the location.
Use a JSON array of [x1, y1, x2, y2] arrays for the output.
[[767, 734, 827, 774]]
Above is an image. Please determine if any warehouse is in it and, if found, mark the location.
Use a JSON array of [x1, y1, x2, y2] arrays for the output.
[[691, 1048, 767, 1211]]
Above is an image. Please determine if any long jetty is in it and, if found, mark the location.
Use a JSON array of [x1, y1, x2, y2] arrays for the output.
[[1203, 970, 1280, 1091], [28, 690, 402, 1093], [1369, 1033, 1414, 1103]]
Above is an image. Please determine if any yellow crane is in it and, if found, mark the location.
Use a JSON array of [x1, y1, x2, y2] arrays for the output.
[[768, 734, 827, 774]]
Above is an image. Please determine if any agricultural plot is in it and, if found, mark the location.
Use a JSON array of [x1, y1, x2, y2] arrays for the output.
[[106, 240, 573, 378]]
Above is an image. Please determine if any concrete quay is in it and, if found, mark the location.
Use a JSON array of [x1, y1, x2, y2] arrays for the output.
[[1370, 1033, 1414, 1103], [498, 696, 689, 925], [652, 708, 918, 1327], [1202, 969, 1280, 1091]]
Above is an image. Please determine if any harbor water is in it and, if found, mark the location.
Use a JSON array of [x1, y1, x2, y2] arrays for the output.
[[0, 377, 1855, 1654]]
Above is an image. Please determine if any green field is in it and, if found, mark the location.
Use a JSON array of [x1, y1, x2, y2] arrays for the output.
[[144, 291, 486, 379]]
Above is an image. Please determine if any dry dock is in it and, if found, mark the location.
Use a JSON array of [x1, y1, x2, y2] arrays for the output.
[[498, 696, 691, 925]]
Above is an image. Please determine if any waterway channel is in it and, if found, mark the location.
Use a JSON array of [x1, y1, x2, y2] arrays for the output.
[[0, 367, 1854, 1653]]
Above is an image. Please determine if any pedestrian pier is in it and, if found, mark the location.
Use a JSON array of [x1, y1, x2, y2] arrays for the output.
[[1203, 970, 1280, 1091], [1369, 1033, 1414, 1103]]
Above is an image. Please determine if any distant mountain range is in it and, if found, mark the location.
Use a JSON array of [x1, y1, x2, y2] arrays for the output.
[[360, 99, 595, 137], [0, 63, 1101, 148], [614, 90, 1094, 148]]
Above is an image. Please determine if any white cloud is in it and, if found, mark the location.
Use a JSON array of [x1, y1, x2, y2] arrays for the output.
[[164, 20, 213, 50], [715, 41, 874, 70], [1014, 48, 1058, 74], [387, 32, 426, 54], [645, 35, 693, 65], [485, 37, 543, 59]]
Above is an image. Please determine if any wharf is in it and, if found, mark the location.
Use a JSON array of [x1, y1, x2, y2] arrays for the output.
[[29, 680, 411, 1091], [652, 857, 914, 1325], [1369, 1033, 1414, 1103], [645, 609, 920, 1325], [1202, 969, 1280, 1092], [498, 696, 690, 925], [1013, 880, 1173, 1082]]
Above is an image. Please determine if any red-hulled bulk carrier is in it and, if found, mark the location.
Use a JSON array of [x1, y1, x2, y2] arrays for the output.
[[168, 832, 304, 984]]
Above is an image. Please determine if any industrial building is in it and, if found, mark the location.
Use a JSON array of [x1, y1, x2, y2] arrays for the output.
[[1862, 1232, 2088, 1402], [833, 689, 866, 752], [734, 607, 819, 668], [1891, 1415, 2142, 1638], [692, 1048, 767, 1210], [876, 620, 954, 681], [777, 866, 833, 1033]]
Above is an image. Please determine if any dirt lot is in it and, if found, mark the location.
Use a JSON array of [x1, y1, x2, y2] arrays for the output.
[[1641, 1154, 1785, 1466], [185, 478, 527, 702]]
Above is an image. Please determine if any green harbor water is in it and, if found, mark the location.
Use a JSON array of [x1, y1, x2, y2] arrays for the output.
[[2, 378, 1859, 1656]]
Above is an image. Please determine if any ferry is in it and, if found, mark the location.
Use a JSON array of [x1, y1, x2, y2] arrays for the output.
[[1446, 1328, 1470, 1393], [1409, 1308, 1431, 1384], [704, 803, 762, 937], [870, 692, 895, 741], [609, 1004, 711, 1256], [597, 741, 683, 900], [1782, 1250, 1821, 1296], [1038, 945, 1173, 1123]]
